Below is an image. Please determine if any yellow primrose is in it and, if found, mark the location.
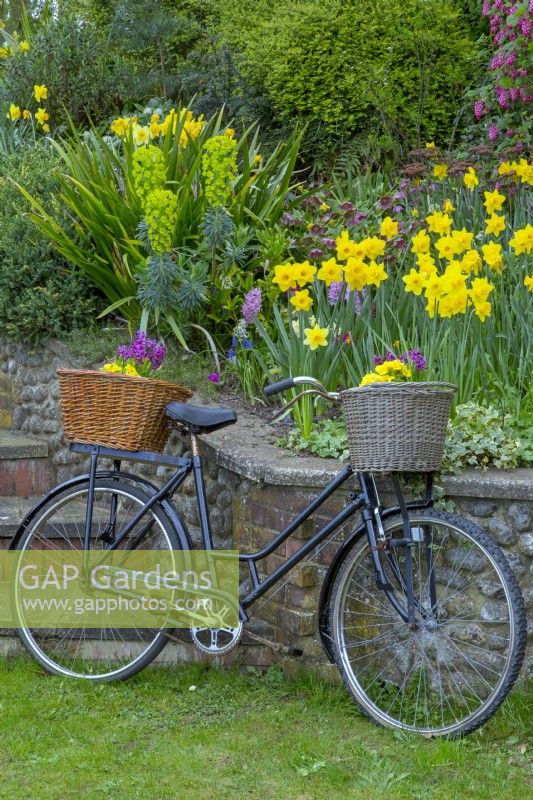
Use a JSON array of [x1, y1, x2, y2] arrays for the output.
[[359, 373, 393, 387], [473, 301, 492, 322], [303, 324, 329, 351], [8, 103, 20, 121], [443, 199, 455, 213], [33, 84, 48, 103], [485, 213, 506, 238], [433, 163, 448, 180], [273, 263, 297, 292], [481, 241, 503, 272], [375, 360, 411, 379], [293, 260, 317, 287], [463, 167, 479, 190], [35, 107, 49, 126], [380, 216, 399, 240], [361, 236, 386, 260], [317, 258, 343, 286], [344, 258, 367, 291], [101, 362, 122, 374], [509, 224, 533, 256], [290, 289, 313, 312], [411, 229, 431, 255], [402, 269, 425, 296], [124, 364, 140, 376], [524, 275, 533, 292], [426, 211, 452, 235], [483, 189, 506, 214], [364, 260, 388, 288]]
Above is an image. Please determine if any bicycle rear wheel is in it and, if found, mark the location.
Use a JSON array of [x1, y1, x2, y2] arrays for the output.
[[15, 479, 184, 681], [328, 509, 526, 736]]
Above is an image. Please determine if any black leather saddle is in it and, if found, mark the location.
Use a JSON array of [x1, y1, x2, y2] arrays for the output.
[[165, 402, 237, 434]]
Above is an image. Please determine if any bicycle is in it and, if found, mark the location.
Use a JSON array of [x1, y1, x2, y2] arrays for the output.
[[10, 376, 526, 737]]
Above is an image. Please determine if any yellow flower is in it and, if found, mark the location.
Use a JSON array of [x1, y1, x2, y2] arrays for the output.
[[110, 117, 128, 137], [8, 103, 20, 121], [335, 231, 354, 261], [123, 364, 140, 376], [416, 253, 437, 278], [319, 202, 330, 212], [515, 158, 533, 186], [22, 109, 31, 120], [290, 289, 313, 312], [149, 119, 162, 138], [272, 263, 297, 292], [293, 260, 317, 287], [375, 360, 411, 379], [483, 189, 506, 214], [442, 263, 467, 294], [224, 127, 236, 139], [317, 258, 343, 286], [42, 123, 50, 134], [433, 163, 448, 180], [303, 324, 329, 350], [35, 107, 49, 126], [473, 301, 492, 322], [443, 199, 455, 213], [524, 275, 533, 292], [481, 241, 503, 272], [0, 47, 9, 58], [402, 269, 425, 296], [411, 208, 419, 218], [254, 154, 263, 166], [424, 274, 446, 300], [426, 141, 436, 149], [19, 40, 30, 52], [468, 277, 494, 305], [411, 229, 431, 255], [359, 372, 393, 387], [463, 167, 479, 190], [451, 228, 474, 254], [509, 225, 533, 256], [101, 362, 122, 374], [426, 211, 452, 235], [498, 161, 512, 176], [435, 235, 460, 261], [33, 84, 48, 103], [344, 258, 367, 291], [364, 260, 388, 288], [460, 250, 482, 274], [380, 216, 399, 240], [485, 213, 506, 238], [361, 236, 386, 260], [133, 125, 150, 146]]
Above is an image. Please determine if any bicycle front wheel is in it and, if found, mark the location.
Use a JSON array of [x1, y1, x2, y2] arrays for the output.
[[328, 509, 526, 736], [15, 479, 184, 681]]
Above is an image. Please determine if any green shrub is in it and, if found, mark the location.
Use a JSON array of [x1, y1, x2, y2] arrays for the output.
[[442, 404, 522, 473], [0, 144, 98, 341], [219, 0, 478, 159]]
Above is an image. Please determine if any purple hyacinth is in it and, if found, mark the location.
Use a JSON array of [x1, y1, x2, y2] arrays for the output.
[[372, 348, 426, 372], [117, 331, 166, 370], [242, 287, 262, 324], [328, 281, 345, 305]]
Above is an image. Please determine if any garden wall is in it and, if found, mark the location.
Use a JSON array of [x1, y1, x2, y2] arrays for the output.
[[0, 336, 532, 677]]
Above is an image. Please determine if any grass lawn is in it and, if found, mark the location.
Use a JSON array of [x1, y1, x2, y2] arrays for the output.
[[0, 656, 531, 800]]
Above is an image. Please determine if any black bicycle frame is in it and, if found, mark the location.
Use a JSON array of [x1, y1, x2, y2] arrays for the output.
[[68, 442, 435, 625]]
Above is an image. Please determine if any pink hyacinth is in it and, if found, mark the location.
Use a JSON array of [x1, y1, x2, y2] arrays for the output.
[[488, 124, 500, 142], [474, 100, 485, 120]]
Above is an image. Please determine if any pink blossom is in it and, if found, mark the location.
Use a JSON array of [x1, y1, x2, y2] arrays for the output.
[[488, 124, 500, 142], [474, 100, 485, 120]]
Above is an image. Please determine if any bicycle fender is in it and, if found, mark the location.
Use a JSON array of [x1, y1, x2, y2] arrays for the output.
[[9, 470, 193, 552]]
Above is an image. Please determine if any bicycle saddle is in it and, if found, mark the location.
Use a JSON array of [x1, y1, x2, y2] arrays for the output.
[[165, 401, 237, 433]]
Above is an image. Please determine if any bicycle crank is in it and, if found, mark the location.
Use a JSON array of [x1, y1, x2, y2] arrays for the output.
[[191, 622, 243, 655]]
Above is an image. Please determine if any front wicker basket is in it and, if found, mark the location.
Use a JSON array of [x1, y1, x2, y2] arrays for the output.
[[58, 369, 193, 453], [340, 382, 456, 472]]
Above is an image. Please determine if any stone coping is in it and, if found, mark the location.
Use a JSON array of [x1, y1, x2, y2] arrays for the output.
[[199, 403, 533, 499]]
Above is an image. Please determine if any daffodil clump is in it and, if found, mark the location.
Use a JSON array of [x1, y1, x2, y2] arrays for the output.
[[144, 189, 178, 254], [402, 188, 532, 321], [202, 134, 238, 207], [6, 83, 50, 133], [110, 108, 205, 148], [132, 145, 167, 206]]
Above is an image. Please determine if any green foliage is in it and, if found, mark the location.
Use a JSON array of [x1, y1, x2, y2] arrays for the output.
[[442, 403, 522, 473], [0, 14, 129, 130], [0, 143, 97, 342], [219, 0, 478, 161], [278, 418, 349, 460]]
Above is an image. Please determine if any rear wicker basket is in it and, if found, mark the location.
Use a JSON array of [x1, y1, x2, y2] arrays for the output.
[[340, 382, 456, 472], [58, 369, 193, 453]]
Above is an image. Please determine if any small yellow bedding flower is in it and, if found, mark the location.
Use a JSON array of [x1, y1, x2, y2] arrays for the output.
[[359, 373, 393, 387], [101, 363, 122, 374], [425, 141, 436, 149], [19, 40, 30, 52], [303, 324, 329, 350]]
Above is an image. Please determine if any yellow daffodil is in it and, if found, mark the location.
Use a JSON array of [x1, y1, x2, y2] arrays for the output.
[[22, 109, 31, 120], [460, 250, 482, 274], [485, 213, 506, 238], [514, 158, 533, 186], [435, 235, 461, 261], [290, 289, 313, 312], [273, 263, 297, 292], [509, 225, 533, 256], [524, 275, 533, 292], [303, 324, 329, 350], [483, 189, 506, 214], [416, 253, 437, 277], [364, 260, 388, 287], [468, 277, 494, 305], [133, 125, 150, 145], [463, 167, 478, 189], [42, 123, 50, 134], [149, 119, 162, 138], [443, 199, 455, 213], [35, 107, 49, 126], [344, 258, 367, 291], [481, 241, 503, 272], [380, 216, 399, 240], [33, 84, 48, 103], [335, 231, 354, 261], [253, 154, 263, 166], [451, 229, 474, 254], [402, 269, 424, 296], [473, 301, 492, 322], [8, 103, 20, 121], [433, 163, 448, 180], [424, 274, 446, 300], [110, 117, 128, 137], [317, 258, 343, 286], [361, 236, 386, 260], [411, 229, 431, 255], [293, 260, 317, 287], [425, 211, 452, 235], [224, 127, 236, 139]]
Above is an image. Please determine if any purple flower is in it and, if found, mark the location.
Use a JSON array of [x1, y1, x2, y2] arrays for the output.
[[488, 124, 500, 142], [339, 201, 355, 212], [117, 330, 166, 371], [208, 372, 221, 383], [308, 248, 324, 259], [474, 100, 485, 120], [322, 237, 336, 250], [407, 349, 427, 371], [328, 281, 345, 305], [372, 348, 426, 372], [242, 287, 262, 324]]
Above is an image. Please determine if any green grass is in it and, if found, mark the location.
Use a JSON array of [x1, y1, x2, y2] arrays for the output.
[[0, 657, 531, 799]]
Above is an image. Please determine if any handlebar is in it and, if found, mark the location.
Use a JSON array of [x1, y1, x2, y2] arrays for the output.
[[264, 376, 340, 403]]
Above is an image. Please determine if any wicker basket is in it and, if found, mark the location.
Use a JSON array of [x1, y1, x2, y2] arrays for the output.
[[58, 369, 193, 452], [340, 382, 456, 472]]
